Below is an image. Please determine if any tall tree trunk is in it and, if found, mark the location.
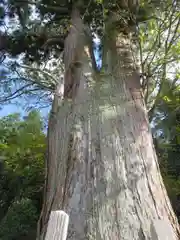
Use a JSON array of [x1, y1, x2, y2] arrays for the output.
[[38, 7, 180, 240]]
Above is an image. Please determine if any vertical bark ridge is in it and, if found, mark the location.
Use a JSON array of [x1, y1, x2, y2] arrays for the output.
[[38, 7, 89, 238], [111, 32, 179, 237], [53, 51, 95, 240], [39, 100, 74, 239]]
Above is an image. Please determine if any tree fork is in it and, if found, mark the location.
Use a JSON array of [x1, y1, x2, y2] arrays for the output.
[[37, 2, 180, 240]]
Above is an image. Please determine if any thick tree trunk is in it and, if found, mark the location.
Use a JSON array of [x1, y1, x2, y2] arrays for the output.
[[38, 15, 180, 240]]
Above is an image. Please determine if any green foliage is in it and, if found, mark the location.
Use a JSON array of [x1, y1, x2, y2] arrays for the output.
[[0, 0, 178, 110], [152, 79, 180, 221], [138, 1, 180, 109], [0, 110, 46, 239], [152, 78, 180, 137], [1, 0, 169, 62], [0, 198, 38, 240], [164, 176, 180, 216]]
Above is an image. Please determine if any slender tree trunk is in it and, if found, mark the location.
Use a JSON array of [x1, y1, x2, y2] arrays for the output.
[[38, 9, 180, 240]]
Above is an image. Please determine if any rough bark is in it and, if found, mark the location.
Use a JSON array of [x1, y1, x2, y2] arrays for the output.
[[38, 9, 180, 240], [60, 39, 179, 240], [63, 7, 85, 99]]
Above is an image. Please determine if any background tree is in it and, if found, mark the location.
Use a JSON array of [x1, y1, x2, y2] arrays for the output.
[[151, 79, 180, 222], [0, 111, 46, 240]]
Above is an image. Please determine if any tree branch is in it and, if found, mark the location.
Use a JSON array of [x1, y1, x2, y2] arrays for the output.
[[15, 63, 59, 85], [0, 83, 33, 103]]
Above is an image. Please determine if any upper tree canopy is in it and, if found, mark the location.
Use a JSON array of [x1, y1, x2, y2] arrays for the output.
[[0, 0, 179, 114], [0, 0, 173, 61]]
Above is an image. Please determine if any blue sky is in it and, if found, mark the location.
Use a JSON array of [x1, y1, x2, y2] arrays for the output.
[[0, 40, 101, 119], [0, 104, 24, 117], [0, 103, 50, 118]]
